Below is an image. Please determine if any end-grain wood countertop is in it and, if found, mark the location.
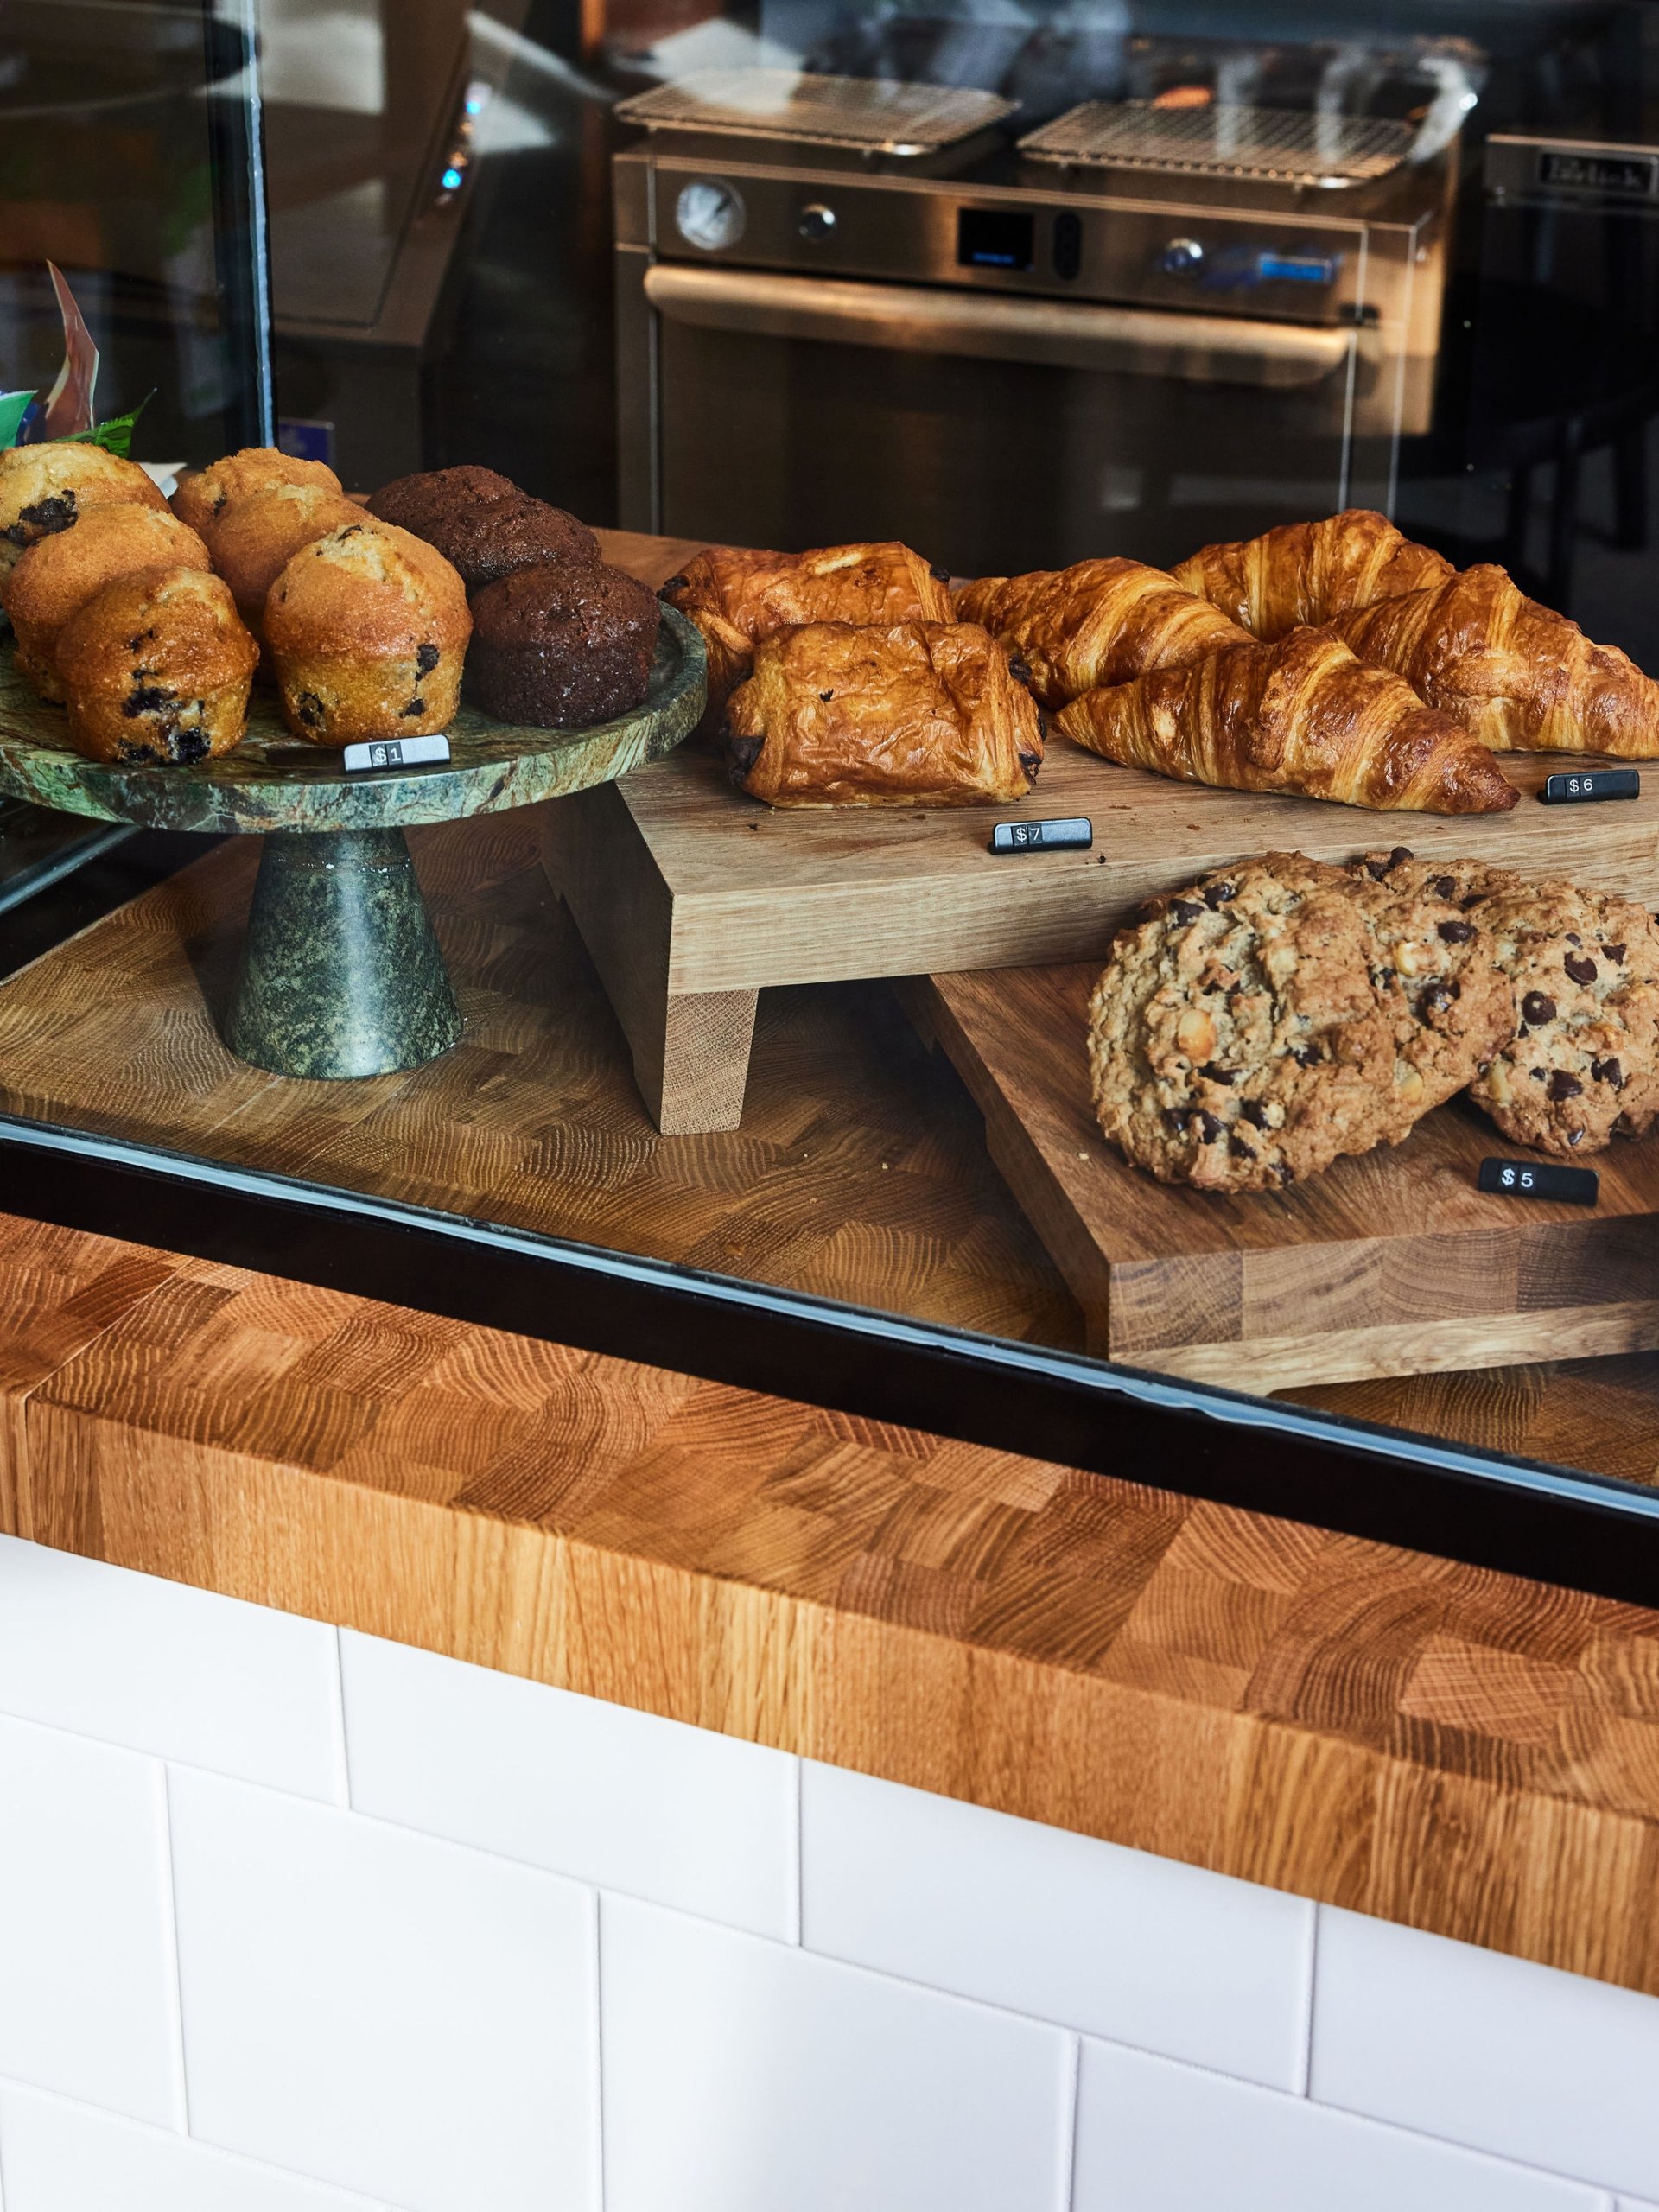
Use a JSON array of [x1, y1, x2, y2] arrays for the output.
[[6, 1208, 1659, 2000]]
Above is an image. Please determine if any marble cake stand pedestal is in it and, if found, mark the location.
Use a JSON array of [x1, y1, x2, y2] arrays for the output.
[[0, 609, 705, 1078]]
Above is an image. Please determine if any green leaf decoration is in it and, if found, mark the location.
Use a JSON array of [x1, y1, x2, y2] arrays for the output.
[[0, 392, 34, 450], [63, 391, 153, 459]]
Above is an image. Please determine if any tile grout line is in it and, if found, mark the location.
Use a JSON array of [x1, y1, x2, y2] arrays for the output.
[[592, 1887, 607, 2212], [1059, 2030, 1081, 2212], [1299, 1903, 1319, 2099], [156, 1764, 192, 2137], [330, 1624, 353, 1809]]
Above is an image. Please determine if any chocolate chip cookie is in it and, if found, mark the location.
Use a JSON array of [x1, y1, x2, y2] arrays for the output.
[[1467, 879, 1659, 1154], [1088, 855, 1408, 1192]]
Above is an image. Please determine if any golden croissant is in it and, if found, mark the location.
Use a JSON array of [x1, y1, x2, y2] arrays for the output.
[[663, 541, 953, 734], [1170, 509, 1454, 639], [1057, 625, 1521, 814], [953, 558, 1249, 709], [1333, 563, 1659, 756], [726, 620, 1041, 807]]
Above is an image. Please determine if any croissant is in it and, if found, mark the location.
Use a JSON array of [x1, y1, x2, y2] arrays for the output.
[[1332, 563, 1659, 756], [1057, 625, 1521, 815], [726, 620, 1042, 807], [663, 541, 953, 734], [1170, 509, 1454, 639], [953, 558, 1250, 709]]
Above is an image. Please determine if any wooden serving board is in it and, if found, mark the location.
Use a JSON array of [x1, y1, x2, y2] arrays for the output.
[[544, 736, 1659, 1132], [908, 961, 1659, 1391]]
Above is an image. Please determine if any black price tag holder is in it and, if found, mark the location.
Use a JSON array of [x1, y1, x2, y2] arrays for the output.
[[989, 817, 1092, 854], [1537, 768, 1639, 805], [1478, 1157, 1599, 1205]]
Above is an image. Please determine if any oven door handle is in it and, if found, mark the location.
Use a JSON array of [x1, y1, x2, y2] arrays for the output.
[[644, 263, 1355, 390]]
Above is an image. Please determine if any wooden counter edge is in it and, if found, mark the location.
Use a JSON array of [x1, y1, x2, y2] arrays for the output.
[[0, 1212, 1655, 1999]]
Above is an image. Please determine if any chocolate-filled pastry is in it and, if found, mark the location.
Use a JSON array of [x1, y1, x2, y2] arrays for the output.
[[0, 442, 167, 578], [54, 566, 257, 765], [1333, 563, 1659, 756], [664, 542, 954, 734], [264, 518, 469, 742], [1, 504, 213, 702], [1058, 626, 1520, 815], [467, 558, 658, 727], [955, 557, 1249, 708], [170, 446, 343, 543], [1171, 509, 1454, 640], [367, 466, 599, 592], [726, 620, 1042, 807]]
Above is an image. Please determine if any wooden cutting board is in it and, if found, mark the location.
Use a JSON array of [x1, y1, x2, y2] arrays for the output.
[[546, 734, 1659, 1132], [906, 961, 1659, 1390]]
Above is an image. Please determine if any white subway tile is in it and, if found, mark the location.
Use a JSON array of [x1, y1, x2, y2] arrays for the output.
[[1313, 1906, 1659, 2197], [0, 1536, 341, 1799], [0, 2084, 384, 2211], [168, 1769, 596, 2212], [0, 1718, 179, 2126], [801, 1761, 1311, 2086], [1073, 2038, 1604, 2211], [601, 1893, 1069, 2212], [340, 1630, 797, 1936]]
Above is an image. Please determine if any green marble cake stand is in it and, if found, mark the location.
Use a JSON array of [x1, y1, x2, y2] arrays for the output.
[[0, 607, 706, 1078]]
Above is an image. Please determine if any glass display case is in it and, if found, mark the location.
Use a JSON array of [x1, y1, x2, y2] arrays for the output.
[[6, 0, 1659, 1604]]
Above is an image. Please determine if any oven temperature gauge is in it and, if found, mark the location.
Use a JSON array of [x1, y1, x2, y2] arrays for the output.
[[676, 180, 746, 252]]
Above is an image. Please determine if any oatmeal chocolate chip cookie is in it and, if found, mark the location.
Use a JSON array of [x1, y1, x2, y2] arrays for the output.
[[1088, 854, 1407, 1192], [1462, 878, 1659, 1154], [1338, 848, 1517, 1123]]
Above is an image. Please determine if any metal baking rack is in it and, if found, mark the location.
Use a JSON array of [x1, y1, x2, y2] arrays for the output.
[[1018, 100, 1414, 188], [615, 69, 1016, 158]]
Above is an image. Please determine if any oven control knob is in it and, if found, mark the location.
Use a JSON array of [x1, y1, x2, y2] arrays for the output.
[[798, 202, 837, 240], [1161, 237, 1205, 275], [676, 179, 746, 252]]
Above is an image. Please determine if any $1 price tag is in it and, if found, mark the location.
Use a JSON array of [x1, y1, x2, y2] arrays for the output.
[[1478, 1157, 1599, 1205]]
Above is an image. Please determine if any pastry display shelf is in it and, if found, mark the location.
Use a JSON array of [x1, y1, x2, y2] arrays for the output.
[[0, 611, 705, 1079]]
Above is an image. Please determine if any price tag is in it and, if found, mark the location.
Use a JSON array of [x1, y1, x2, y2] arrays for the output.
[[1478, 1157, 1599, 1205], [989, 816, 1092, 854], [341, 734, 452, 773], [1538, 768, 1639, 805]]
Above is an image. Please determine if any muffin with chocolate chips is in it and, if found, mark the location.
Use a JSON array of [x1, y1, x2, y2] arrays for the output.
[[264, 518, 469, 742], [0, 442, 168, 579], [170, 447, 343, 550], [467, 557, 658, 727], [54, 566, 257, 765], [209, 480, 366, 638], [366, 466, 598, 592], [1, 503, 213, 701], [1088, 854, 1410, 1192]]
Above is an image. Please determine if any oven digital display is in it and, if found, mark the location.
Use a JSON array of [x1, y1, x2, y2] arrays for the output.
[[957, 208, 1034, 272], [1538, 149, 1659, 200]]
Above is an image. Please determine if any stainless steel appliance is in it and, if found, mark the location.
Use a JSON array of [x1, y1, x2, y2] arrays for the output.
[[613, 69, 1460, 573]]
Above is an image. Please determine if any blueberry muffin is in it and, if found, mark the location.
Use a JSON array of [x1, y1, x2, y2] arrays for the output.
[[0, 442, 167, 578], [171, 446, 343, 549], [1, 503, 213, 701], [467, 558, 658, 727], [54, 566, 258, 765], [1088, 855, 1410, 1192], [209, 480, 365, 636], [264, 518, 470, 742], [367, 466, 598, 592]]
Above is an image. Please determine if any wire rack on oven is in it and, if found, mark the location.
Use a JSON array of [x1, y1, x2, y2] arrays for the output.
[[615, 70, 1016, 156], [1018, 101, 1414, 187]]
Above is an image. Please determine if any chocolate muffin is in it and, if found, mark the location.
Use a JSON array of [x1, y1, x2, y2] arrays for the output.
[[467, 559, 658, 727], [367, 465, 598, 592], [54, 566, 258, 765], [0, 442, 167, 579]]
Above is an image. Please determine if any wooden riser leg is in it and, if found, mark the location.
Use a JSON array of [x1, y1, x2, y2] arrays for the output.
[[639, 988, 759, 1135]]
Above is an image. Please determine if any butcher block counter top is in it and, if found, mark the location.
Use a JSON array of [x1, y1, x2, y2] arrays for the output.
[[6, 1207, 1659, 2001]]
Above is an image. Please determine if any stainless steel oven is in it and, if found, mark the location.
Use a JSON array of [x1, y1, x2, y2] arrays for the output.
[[613, 73, 1459, 574]]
